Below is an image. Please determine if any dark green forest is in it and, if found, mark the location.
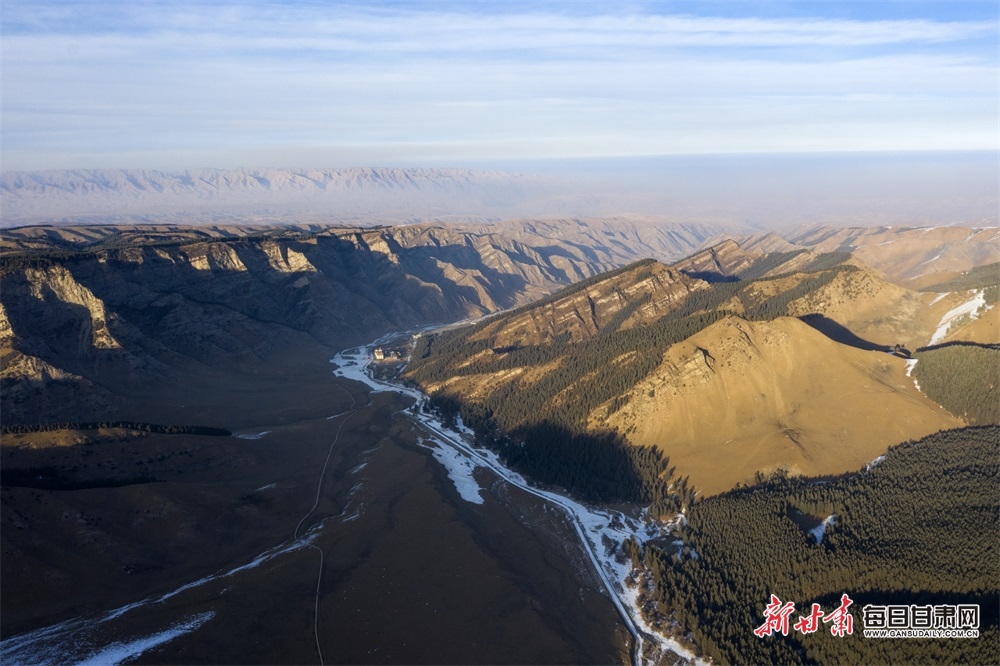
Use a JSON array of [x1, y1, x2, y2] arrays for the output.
[[912, 344, 1000, 424], [919, 262, 999, 293], [0, 422, 232, 436], [642, 426, 999, 665]]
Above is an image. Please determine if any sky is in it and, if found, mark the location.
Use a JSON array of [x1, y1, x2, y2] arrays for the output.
[[2, 1, 998, 171]]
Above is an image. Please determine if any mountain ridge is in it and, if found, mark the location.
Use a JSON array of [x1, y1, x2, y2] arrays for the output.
[[1, 223, 665, 424], [599, 313, 961, 494], [406, 251, 975, 497], [727, 224, 1000, 281]]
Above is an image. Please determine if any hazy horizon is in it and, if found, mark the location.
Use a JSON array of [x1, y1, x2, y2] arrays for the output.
[[3, 151, 996, 229]]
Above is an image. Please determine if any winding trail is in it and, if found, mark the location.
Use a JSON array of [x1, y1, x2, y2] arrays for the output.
[[292, 382, 358, 666], [0, 377, 368, 666]]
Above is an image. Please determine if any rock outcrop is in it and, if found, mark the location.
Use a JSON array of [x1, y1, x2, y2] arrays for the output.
[[2, 222, 720, 423]]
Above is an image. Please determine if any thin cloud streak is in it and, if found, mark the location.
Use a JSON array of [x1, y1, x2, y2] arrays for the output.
[[2, 1, 996, 170], [7, 3, 995, 49]]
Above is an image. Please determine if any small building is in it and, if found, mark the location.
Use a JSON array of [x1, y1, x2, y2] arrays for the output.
[[373, 347, 385, 360], [889, 344, 911, 359]]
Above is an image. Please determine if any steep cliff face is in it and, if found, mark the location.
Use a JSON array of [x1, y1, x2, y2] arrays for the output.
[[23, 264, 122, 349], [0, 224, 648, 423], [670, 239, 757, 280], [464, 261, 707, 348]]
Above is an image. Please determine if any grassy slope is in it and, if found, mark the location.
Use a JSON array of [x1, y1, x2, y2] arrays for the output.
[[603, 316, 961, 495]]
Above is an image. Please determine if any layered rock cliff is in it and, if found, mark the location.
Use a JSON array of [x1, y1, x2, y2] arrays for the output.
[[3, 222, 712, 423]]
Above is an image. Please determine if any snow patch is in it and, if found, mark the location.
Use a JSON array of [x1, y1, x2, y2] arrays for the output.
[[75, 612, 215, 666], [929, 292, 949, 305], [330, 347, 422, 399], [234, 431, 270, 440], [1, 602, 221, 665], [865, 456, 886, 472], [453, 415, 477, 438], [904, 358, 921, 390], [159, 538, 311, 603], [929, 290, 986, 345], [417, 437, 484, 504], [810, 515, 836, 544]]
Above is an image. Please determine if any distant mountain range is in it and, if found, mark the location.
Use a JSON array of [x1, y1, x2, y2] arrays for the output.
[[5, 152, 998, 229], [0, 167, 550, 226]]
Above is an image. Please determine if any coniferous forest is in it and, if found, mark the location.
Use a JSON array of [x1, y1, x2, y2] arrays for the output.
[[918, 262, 1000, 293], [643, 426, 999, 665], [912, 344, 1000, 424]]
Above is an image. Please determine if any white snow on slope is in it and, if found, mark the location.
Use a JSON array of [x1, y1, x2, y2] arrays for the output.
[[904, 358, 921, 391], [234, 431, 270, 440], [75, 612, 215, 666], [929, 290, 986, 346], [865, 456, 886, 472], [160, 538, 313, 602], [809, 515, 837, 544]]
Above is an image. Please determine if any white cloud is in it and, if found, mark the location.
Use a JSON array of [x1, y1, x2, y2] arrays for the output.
[[2, 2, 996, 169]]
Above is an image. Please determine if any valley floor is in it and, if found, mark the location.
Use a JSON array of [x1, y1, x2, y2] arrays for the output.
[[1, 348, 629, 664]]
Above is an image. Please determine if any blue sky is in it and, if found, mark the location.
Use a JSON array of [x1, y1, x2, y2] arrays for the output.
[[2, 1, 997, 171]]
